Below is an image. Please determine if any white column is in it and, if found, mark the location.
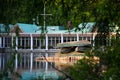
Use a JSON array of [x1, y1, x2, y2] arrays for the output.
[[15, 37, 18, 71], [61, 34, 63, 43], [92, 33, 96, 47], [15, 53, 18, 71], [30, 53, 33, 72], [3, 37, 5, 47], [86, 37, 88, 41], [45, 34, 48, 50], [45, 53, 48, 71], [0, 37, 1, 47], [16, 37, 18, 50], [30, 34, 33, 50], [66, 37, 68, 42], [77, 34, 79, 41]]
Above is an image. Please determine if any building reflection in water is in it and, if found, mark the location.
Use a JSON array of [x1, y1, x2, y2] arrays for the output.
[[0, 52, 60, 80]]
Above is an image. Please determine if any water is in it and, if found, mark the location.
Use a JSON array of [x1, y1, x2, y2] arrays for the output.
[[0, 52, 64, 80]]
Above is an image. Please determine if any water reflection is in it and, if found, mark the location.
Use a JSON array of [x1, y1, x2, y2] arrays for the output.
[[0, 52, 61, 80]]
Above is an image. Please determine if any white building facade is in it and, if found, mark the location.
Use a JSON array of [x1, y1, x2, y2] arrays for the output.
[[0, 22, 96, 52]]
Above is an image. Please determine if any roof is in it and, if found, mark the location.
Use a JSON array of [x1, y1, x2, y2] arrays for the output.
[[36, 22, 95, 34], [11, 22, 95, 34], [0, 24, 14, 33], [69, 22, 95, 33], [78, 22, 95, 33], [0, 24, 5, 33], [15, 23, 38, 33]]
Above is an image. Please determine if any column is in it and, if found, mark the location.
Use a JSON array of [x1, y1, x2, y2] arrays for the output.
[[86, 37, 88, 41], [11, 36, 14, 47], [15, 53, 18, 71], [61, 34, 63, 43], [45, 34, 48, 50], [55, 37, 56, 49], [30, 53, 33, 72], [50, 37, 52, 46], [0, 37, 1, 47], [24, 38, 26, 49], [2, 37, 5, 47], [92, 33, 96, 47], [66, 37, 68, 42], [15, 37, 18, 71], [77, 33, 79, 41], [16, 37, 18, 50], [30, 34, 33, 50], [40, 39, 41, 49], [45, 53, 48, 71]]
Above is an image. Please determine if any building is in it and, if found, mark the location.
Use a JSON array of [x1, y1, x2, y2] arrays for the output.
[[0, 22, 96, 53]]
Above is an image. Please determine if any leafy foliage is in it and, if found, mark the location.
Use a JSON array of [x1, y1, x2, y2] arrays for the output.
[[66, 32, 120, 80], [0, 0, 120, 28]]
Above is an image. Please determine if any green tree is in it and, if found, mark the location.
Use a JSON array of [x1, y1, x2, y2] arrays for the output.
[[66, 32, 120, 80]]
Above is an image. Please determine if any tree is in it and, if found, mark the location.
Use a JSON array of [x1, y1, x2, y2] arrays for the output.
[[64, 0, 120, 80]]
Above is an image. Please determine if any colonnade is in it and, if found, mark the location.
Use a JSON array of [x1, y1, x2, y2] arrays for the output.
[[0, 33, 96, 50]]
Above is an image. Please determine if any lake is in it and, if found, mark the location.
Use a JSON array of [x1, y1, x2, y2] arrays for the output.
[[0, 52, 66, 80]]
